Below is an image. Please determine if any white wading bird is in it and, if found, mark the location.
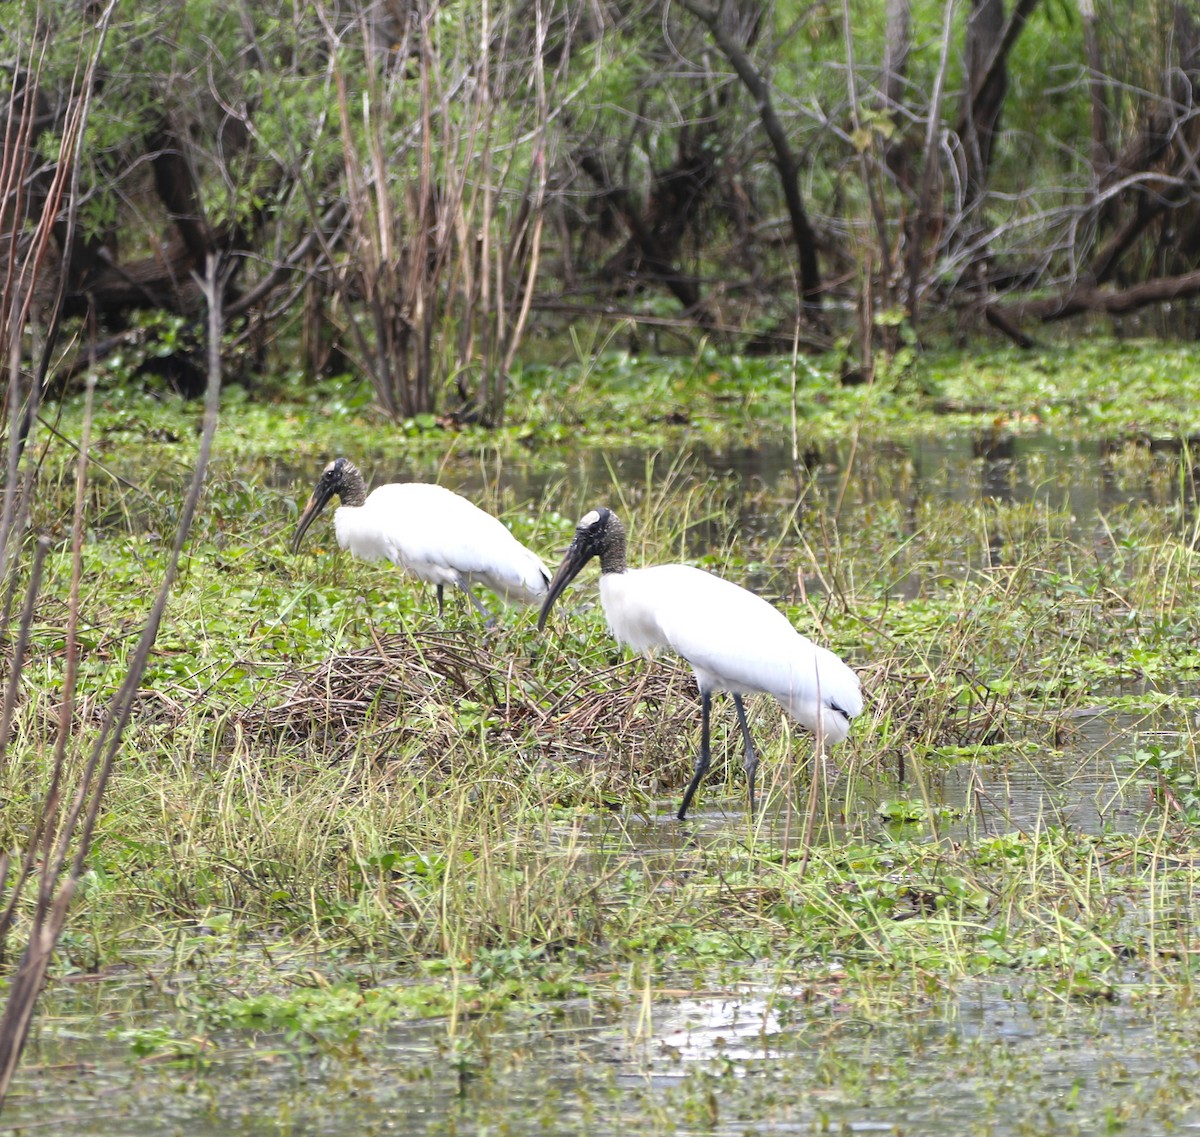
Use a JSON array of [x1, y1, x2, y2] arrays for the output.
[[537, 507, 863, 819], [292, 458, 550, 621]]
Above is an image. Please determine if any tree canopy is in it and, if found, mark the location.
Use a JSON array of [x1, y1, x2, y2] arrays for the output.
[[3, 0, 1200, 418]]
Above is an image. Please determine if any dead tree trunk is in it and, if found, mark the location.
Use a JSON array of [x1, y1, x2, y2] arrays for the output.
[[960, 0, 1040, 194], [577, 150, 716, 328], [678, 0, 825, 314], [950, 0, 1039, 328], [146, 120, 215, 277], [880, 0, 912, 185], [960, 0, 1006, 201]]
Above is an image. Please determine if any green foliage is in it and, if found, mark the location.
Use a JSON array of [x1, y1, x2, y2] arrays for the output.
[[6, 0, 1193, 430]]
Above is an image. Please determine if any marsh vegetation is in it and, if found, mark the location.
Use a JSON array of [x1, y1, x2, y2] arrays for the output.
[[5, 0, 1200, 1127], [0, 343, 1199, 1131]]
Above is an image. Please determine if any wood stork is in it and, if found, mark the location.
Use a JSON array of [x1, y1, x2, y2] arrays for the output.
[[537, 507, 862, 819], [292, 458, 550, 621]]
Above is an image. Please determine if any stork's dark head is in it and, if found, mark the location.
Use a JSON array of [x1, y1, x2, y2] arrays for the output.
[[291, 457, 366, 552], [537, 507, 627, 630]]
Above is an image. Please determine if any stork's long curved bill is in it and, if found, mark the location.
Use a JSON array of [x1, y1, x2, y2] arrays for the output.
[[536, 542, 591, 631], [291, 486, 334, 553]]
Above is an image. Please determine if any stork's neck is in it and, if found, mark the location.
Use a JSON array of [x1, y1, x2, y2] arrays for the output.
[[599, 516, 628, 575], [337, 463, 368, 507]]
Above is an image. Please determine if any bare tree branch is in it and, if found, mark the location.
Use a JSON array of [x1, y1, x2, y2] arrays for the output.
[[997, 268, 1200, 323], [678, 0, 824, 312], [905, 0, 956, 320]]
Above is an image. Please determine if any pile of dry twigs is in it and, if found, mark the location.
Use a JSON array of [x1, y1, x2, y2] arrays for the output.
[[237, 629, 702, 795]]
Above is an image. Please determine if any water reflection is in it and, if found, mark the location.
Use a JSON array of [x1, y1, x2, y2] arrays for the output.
[[12, 974, 1200, 1136], [267, 428, 1191, 600], [272, 430, 1185, 529]]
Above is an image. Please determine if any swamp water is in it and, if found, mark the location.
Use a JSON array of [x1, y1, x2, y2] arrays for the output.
[[8, 971, 1200, 1135], [9, 428, 1200, 1135], [432, 428, 1192, 837]]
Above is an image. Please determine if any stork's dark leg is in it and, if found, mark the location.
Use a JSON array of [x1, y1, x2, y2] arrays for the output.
[[677, 691, 712, 821], [436, 584, 445, 618], [460, 584, 496, 628], [732, 694, 758, 815]]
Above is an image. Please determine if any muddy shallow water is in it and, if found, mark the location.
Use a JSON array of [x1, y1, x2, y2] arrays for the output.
[[9, 973, 1200, 1136]]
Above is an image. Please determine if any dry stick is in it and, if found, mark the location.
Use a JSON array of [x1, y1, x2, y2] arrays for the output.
[[0, 888, 72, 1108], [475, 0, 494, 418], [0, 24, 114, 683], [341, 52, 396, 416], [0, 327, 25, 635], [9, 67, 78, 448], [498, 166, 547, 423], [0, 2, 114, 590], [427, 64, 461, 411], [38, 376, 93, 873], [64, 255, 222, 900], [794, 710, 826, 883], [412, 17, 437, 418], [302, 3, 390, 411], [0, 537, 50, 768], [0, 48, 54, 505], [904, 0, 956, 324], [0, 59, 26, 290], [0, 52, 49, 645], [494, 1, 550, 425], [362, 25, 400, 414], [32, 415, 151, 498], [0, 257, 225, 1107], [11, 378, 99, 941], [22, 0, 118, 449], [0, 38, 47, 341]]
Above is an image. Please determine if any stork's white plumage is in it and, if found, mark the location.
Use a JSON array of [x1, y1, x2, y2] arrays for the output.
[[538, 507, 862, 819], [293, 458, 549, 620]]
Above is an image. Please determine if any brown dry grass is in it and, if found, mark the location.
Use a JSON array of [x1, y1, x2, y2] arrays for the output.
[[236, 630, 703, 800]]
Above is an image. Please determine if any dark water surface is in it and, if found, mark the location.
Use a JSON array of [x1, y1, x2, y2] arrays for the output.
[[342, 429, 1181, 519]]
